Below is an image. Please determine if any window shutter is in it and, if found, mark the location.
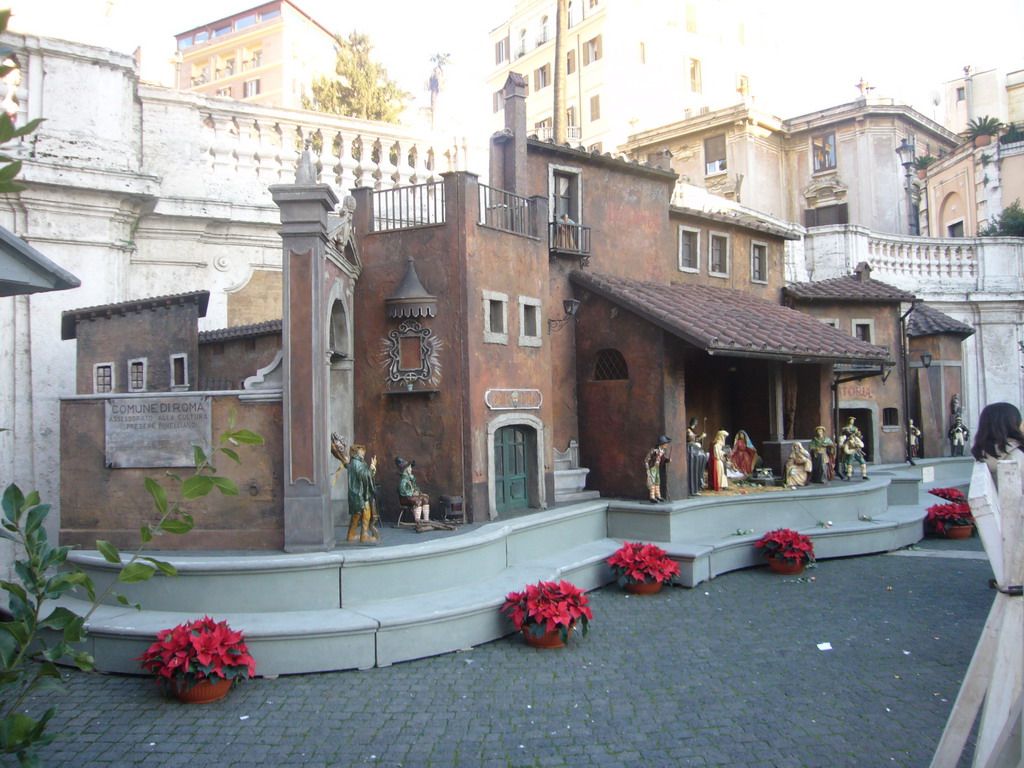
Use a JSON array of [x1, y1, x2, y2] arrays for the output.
[[596, 35, 602, 59]]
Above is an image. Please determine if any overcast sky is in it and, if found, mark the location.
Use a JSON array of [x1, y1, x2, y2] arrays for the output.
[[8, 0, 1024, 134]]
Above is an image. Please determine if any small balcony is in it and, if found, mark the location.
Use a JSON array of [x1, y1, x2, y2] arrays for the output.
[[534, 125, 583, 143], [549, 219, 591, 264]]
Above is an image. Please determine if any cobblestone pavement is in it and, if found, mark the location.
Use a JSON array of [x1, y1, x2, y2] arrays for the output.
[[26, 537, 991, 768]]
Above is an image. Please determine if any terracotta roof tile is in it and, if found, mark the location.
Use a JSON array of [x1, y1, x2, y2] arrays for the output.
[[907, 304, 975, 338], [199, 319, 283, 343], [784, 266, 916, 303], [571, 271, 891, 364], [61, 290, 210, 340]]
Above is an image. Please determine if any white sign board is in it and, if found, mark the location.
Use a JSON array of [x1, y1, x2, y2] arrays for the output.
[[105, 396, 213, 468]]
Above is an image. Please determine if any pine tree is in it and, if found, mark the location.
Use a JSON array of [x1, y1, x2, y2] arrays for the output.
[[303, 32, 408, 123]]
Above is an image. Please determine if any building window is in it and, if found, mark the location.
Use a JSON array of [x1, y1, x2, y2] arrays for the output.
[[243, 79, 261, 98], [534, 63, 551, 89], [128, 359, 147, 392], [567, 49, 576, 75], [566, 105, 577, 128], [517, 29, 527, 58], [589, 94, 600, 121], [948, 220, 965, 237], [213, 24, 231, 37], [678, 226, 700, 272], [261, 8, 280, 20], [94, 363, 114, 394], [704, 134, 726, 175], [689, 59, 702, 93], [882, 407, 899, 427], [594, 349, 629, 381], [812, 132, 836, 172], [820, 318, 839, 328], [583, 35, 602, 65], [803, 203, 848, 227], [539, 16, 549, 45], [551, 167, 581, 223], [170, 353, 188, 389], [737, 74, 749, 94], [483, 290, 509, 345], [588, 142, 602, 153], [956, 86, 966, 101], [216, 87, 231, 97], [534, 118, 552, 139], [519, 297, 542, 347], [493, 90, 504, 113], [750, 242, 768, 283], [495, 37, 509, 64], [852, 320, 874, 344], [235, 13, 257, 30], [709, 233, 729, 275], [685, 3, 698, 33]]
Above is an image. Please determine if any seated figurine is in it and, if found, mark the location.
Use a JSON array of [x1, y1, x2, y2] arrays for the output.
[[784, 442, 812, 488], [729, 430, 758, 479], [396, 457, 431, 532]]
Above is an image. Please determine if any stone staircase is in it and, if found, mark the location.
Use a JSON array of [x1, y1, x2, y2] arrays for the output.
[[58, 458, 972, 677]]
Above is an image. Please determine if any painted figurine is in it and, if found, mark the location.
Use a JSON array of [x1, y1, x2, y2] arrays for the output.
[[729, 430, 758, 479], [396, 457, 431, 532], [332, 435, 379, 543], [842, 430, 868, 480], [809, 426, 835, 484], [835, 417, 861, 480], [784, 442, 812, 488], [708, 430, 729, 491], [908, 420, 922, 458], [686, 417, 708, 496], [948, 416, 970, 456], [644, 435, 672, 503]]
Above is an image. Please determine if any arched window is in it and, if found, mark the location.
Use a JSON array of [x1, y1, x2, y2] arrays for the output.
[[539, 15, 549, 44], [594, 349, 628, 380]]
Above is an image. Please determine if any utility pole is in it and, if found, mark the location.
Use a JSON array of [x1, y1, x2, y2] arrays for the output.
[[553, 0, 568, 144]]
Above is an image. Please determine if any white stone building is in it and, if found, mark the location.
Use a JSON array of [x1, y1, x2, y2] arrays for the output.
[[0, 31, 473, 527]]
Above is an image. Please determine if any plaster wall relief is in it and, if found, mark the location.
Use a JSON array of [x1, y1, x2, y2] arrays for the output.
[[803, 174, 849, 208]]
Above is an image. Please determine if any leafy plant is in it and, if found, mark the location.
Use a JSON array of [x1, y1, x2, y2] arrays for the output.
[[754, 528, 815, 565], [0, 11, 45, 196], [606, 542, 680, 586], [136, 616, 255, 693], [501, 580, 592, 644], [1, 413, 263, 766], [911, 155, 936, 171], [980, 199, 1024, 238], [302, 31, 409, 123], [999, 123, 1024, 145], [963, 116, 1004, 140]]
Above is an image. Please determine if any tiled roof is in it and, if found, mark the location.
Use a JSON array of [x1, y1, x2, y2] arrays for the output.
[[570, 271, 891, 365], [907, 304, 975, 338], [199, 319, 283, 343], [670, 205, 802, 241], [527, 138, 679, 182], [61, 291, 210, 340], [784, 265, 916, 303]]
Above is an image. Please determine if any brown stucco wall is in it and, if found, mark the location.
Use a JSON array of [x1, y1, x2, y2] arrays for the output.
[[60, 395, 283, 550], [199, 333, 281, 390]]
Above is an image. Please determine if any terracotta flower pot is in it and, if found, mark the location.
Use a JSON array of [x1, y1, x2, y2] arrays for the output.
[[767, 557, 805, 575], [624, 579, 664, 595], [171, 677, 233, 703], [944, 524, 974, 540], [974, 135, 992, 148], [522, 623, 572, 648]]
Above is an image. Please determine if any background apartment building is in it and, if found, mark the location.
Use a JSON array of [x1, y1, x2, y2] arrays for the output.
[[174, 0, 335, 108], [487, 0, 781, 153]]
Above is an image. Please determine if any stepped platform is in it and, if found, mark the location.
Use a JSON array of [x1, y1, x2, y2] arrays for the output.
[[60, 457, 972, 676]]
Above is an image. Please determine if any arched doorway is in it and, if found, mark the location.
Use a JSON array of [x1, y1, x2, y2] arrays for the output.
[[486, 413, 547, 519]]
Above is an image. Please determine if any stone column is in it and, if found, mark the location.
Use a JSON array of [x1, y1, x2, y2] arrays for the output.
[[270, 159, 340, 552]]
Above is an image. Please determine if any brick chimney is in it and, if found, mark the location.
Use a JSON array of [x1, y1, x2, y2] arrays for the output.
[[489, 72, 528, 194]]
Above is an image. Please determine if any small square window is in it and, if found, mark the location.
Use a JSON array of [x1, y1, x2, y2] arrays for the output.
[[750, 242, 768, 283], [852, 320, 874, 344], [678, 226, 700, 272], [483, 290, 509, 345], [812, 133, 836, 172], [583, 35, 602, 65], [128, 359, 147, 392], [882, 407, 899, 427], [519, 297, 542, 347], [243, 79, 260, 98], [709, 233, 729, 275], [94, 363, 114, 394], [170, 354, 189, 390]]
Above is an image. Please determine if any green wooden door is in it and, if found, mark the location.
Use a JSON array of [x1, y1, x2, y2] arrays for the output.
[[495, 425, 530, 514]]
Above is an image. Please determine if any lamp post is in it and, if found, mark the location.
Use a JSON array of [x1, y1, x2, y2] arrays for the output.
[[895, 138, 918, 236]]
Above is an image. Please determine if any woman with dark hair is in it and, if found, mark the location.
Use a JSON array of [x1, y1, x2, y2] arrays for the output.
[[971, 402, 1024, 485]]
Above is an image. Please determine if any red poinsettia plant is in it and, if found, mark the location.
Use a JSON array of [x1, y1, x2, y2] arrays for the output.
[[137, 616, 256, 692], [501, 580, 593, 643], [925, 501, 974, 534], [606, 542, 680, 586], [754, 528, 815, 566], [929, 487, 967, 503]]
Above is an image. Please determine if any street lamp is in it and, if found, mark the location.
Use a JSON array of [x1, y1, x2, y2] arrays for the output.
[[895, 138, 918, 236]]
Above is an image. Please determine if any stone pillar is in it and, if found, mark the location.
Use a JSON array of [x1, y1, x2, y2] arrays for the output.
[[270, 160, 340, 552]]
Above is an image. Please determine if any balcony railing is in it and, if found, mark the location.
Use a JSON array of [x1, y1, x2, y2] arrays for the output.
[[478, 184, 535, 236], [549, 220, 592, 261], [372, 181, 445, 232], [534, 125, 583, 142]]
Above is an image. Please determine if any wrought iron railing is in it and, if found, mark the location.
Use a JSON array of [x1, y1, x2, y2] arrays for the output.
[[372, 181, 445, 232], [548, 220, 592, 257], [478, 184, 535, 236]]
